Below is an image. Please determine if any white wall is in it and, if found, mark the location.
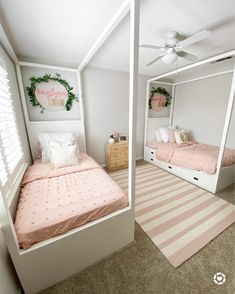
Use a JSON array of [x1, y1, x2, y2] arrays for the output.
[[173, 73, 233, 147], [0, 44, 26, 293], [83, 66, 149, 164]]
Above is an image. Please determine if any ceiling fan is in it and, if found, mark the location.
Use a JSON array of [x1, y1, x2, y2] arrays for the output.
[[140, 30, 211, 66]]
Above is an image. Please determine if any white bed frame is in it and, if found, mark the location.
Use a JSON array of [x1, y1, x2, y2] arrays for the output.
[[144, 52, 235, 194], [0, 1, 140, 293]]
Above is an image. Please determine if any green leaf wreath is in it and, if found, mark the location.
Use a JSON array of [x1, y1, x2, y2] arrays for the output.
[[149, 86, 172, 109], [26, 73, 79, 113]]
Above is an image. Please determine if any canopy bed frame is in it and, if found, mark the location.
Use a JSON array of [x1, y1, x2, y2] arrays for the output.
[[144, 51, 235, 193], [0, 0, 140, 293]]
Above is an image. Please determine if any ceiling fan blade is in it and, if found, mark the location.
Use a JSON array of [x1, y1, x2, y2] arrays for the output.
[[146, 55, 164, 66], [176, 30, 211, 49], [176, 51, 198, 61], [140, 44, 163, 50]]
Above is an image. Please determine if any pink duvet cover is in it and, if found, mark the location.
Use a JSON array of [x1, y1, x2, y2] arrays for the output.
[[15, 153, 128, 249], [148, 142, 235, 174]]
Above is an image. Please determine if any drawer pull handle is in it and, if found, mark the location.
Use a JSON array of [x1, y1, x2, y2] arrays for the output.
[[168, 166, 172, 169], [151, 152, 154, 154], [151, 158, 154, 161], [193, 177, 198, 181]]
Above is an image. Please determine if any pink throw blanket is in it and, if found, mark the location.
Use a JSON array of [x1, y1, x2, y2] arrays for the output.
[[148, 142, 235, 174]]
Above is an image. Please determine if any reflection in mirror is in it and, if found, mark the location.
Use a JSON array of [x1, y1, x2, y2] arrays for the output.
[[219, 101, 235, 200], [84, 14, 131, 208]]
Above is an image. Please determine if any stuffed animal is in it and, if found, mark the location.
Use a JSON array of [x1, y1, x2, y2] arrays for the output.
[[110, 131, 120, 143]]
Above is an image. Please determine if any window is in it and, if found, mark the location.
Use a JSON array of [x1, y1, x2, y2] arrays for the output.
[[0, 63, 24, 196]]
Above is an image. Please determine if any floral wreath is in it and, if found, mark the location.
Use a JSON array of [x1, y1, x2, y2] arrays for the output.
[[149, 87, 172, 109], [26, 73, 79, 113]]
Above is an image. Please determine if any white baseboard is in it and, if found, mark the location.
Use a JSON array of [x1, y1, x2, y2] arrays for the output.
[[136, 156, 143, 161]]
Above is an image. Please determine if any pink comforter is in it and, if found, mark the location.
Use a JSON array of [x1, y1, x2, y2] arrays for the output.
[[22, 152, 100, 186], [15, 153, 127, 249], [149, 142, 235, 174]]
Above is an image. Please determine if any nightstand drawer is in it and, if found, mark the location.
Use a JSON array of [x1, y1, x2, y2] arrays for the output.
[[110, 159, 128, 169], [110, 153, 127, 160], [106, 141, 128, 171], [110, 145, 128, 154]]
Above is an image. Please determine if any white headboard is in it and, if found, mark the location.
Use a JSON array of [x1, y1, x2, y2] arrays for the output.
[[27, 120, 85, 160], [147, 117, 170, 142]]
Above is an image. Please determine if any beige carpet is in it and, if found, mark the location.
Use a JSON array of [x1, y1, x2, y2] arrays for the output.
[[110, 164, 235, 267]]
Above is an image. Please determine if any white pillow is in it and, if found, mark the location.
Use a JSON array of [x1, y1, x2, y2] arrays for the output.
[[50, 142, 79, 168], [175, 129, 189, 145], [39, 133, 79, 162], [159, 127, 169, 143], [155, 130, 162, 142]]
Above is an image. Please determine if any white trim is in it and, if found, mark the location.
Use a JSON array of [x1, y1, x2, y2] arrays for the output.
[[136, 156, 143, 161], [215, 64, 235, 186], [149, 50, 235, 82], [148, 116, 170, 119], [169, 84, 175, 125], [174, 70, 233, 86], [128, 0, 140, 209], [77, 0, 130, 72], [28, 120, 82, 125], [15, 64, 30, 123], [7, 163, 27, 206], [143, 80, 150, 152], [77, 71, 87, 152], [151, 81, 173, 85], [19, 61, 77, 72]]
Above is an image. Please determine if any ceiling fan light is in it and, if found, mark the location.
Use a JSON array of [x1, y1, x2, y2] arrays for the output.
[[162, 53, 177, 64]]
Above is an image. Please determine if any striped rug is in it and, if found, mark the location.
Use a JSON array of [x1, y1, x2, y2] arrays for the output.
[[110, 163, 235, 267]]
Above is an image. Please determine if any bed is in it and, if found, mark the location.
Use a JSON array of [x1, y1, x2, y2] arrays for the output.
[[14, 152, 128, 249], [147, 141, 235, 174], [145, 141, 235, 193]]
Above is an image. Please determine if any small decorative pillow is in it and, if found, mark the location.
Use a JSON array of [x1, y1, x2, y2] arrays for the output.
[[39, 133, 79, 162], [155, 129, 162, 142], [50, 142, 79, 168], [175, 129, 189, 145], [159, 127, 169, 143], [168, 126, 176, 143]]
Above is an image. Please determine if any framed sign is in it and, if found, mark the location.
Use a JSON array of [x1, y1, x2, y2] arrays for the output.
[[26, 73, 78, 113]]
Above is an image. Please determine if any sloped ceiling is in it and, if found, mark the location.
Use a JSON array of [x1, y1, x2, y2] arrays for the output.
[[0, 0, 125, 67], [0, 0, 235, 76]]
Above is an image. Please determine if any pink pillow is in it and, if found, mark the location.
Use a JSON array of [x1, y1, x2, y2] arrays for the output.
[[168, 128, 176, 143]]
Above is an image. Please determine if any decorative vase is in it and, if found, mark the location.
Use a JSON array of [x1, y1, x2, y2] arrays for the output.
[[108, 138, 115, 144]]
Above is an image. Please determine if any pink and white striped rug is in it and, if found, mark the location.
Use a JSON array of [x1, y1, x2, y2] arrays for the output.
[[110, 163, 235, 267]]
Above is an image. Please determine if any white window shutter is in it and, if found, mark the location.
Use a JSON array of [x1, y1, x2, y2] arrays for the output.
[[0, 64, 24, 193]]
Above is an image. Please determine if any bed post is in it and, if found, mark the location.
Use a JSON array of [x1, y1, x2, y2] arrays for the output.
[[170, 84, 175, 126], [215, 65, 235, 191], [128, 0, 140, 211], [144, 80, 151, 151], [77, 71, 87, 152]]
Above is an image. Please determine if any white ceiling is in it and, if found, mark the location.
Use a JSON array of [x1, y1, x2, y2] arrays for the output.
[[0, 0, 235, 76], [0, 0, 125, 67]]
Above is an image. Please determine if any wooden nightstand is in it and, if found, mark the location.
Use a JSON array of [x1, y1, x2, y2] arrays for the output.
[[105, 141, 128, 172]]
